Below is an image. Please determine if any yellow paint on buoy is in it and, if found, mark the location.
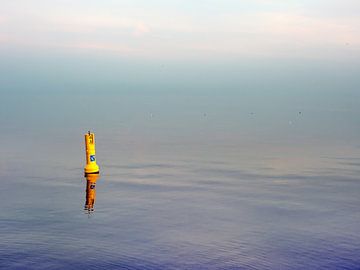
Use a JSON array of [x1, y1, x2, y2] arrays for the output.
[[84, 174, 99, 212], [84, 131, 100, 176]]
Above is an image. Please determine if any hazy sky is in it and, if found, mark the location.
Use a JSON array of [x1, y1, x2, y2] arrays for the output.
[[1, 0, 359, 60]]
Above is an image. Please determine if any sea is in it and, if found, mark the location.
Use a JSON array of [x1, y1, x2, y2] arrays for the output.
[[1, 52, 359, 269]]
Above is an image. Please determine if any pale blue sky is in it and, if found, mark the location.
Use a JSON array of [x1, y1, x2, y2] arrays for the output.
[[1, 0, 359, 60]]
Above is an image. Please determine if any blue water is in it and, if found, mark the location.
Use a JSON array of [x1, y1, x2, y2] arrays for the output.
[[1, 53, 360, 269]]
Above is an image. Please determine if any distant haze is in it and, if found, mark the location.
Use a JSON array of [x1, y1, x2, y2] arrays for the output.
[[0, 0, 359, 151], [1, 0, 360, 60]]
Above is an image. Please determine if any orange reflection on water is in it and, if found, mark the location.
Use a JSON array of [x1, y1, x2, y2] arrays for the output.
[[84, 174, 99, 213]]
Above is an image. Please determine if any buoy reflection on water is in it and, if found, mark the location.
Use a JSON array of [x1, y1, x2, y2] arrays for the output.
[[84, 174, 99, 213]]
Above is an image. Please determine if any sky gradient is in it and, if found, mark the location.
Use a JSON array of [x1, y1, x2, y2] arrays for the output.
[[1, 0, 360, 60]]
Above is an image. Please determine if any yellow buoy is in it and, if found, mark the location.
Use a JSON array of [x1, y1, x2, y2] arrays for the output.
[[84, 131, 100, 176]]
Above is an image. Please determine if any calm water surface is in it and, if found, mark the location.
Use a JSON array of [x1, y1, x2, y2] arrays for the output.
[[1, 56, 360, 269]]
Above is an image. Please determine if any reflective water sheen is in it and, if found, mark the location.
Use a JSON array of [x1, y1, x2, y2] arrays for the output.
[[0, 57, 360, 269], [1, 134, 360, 269]]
